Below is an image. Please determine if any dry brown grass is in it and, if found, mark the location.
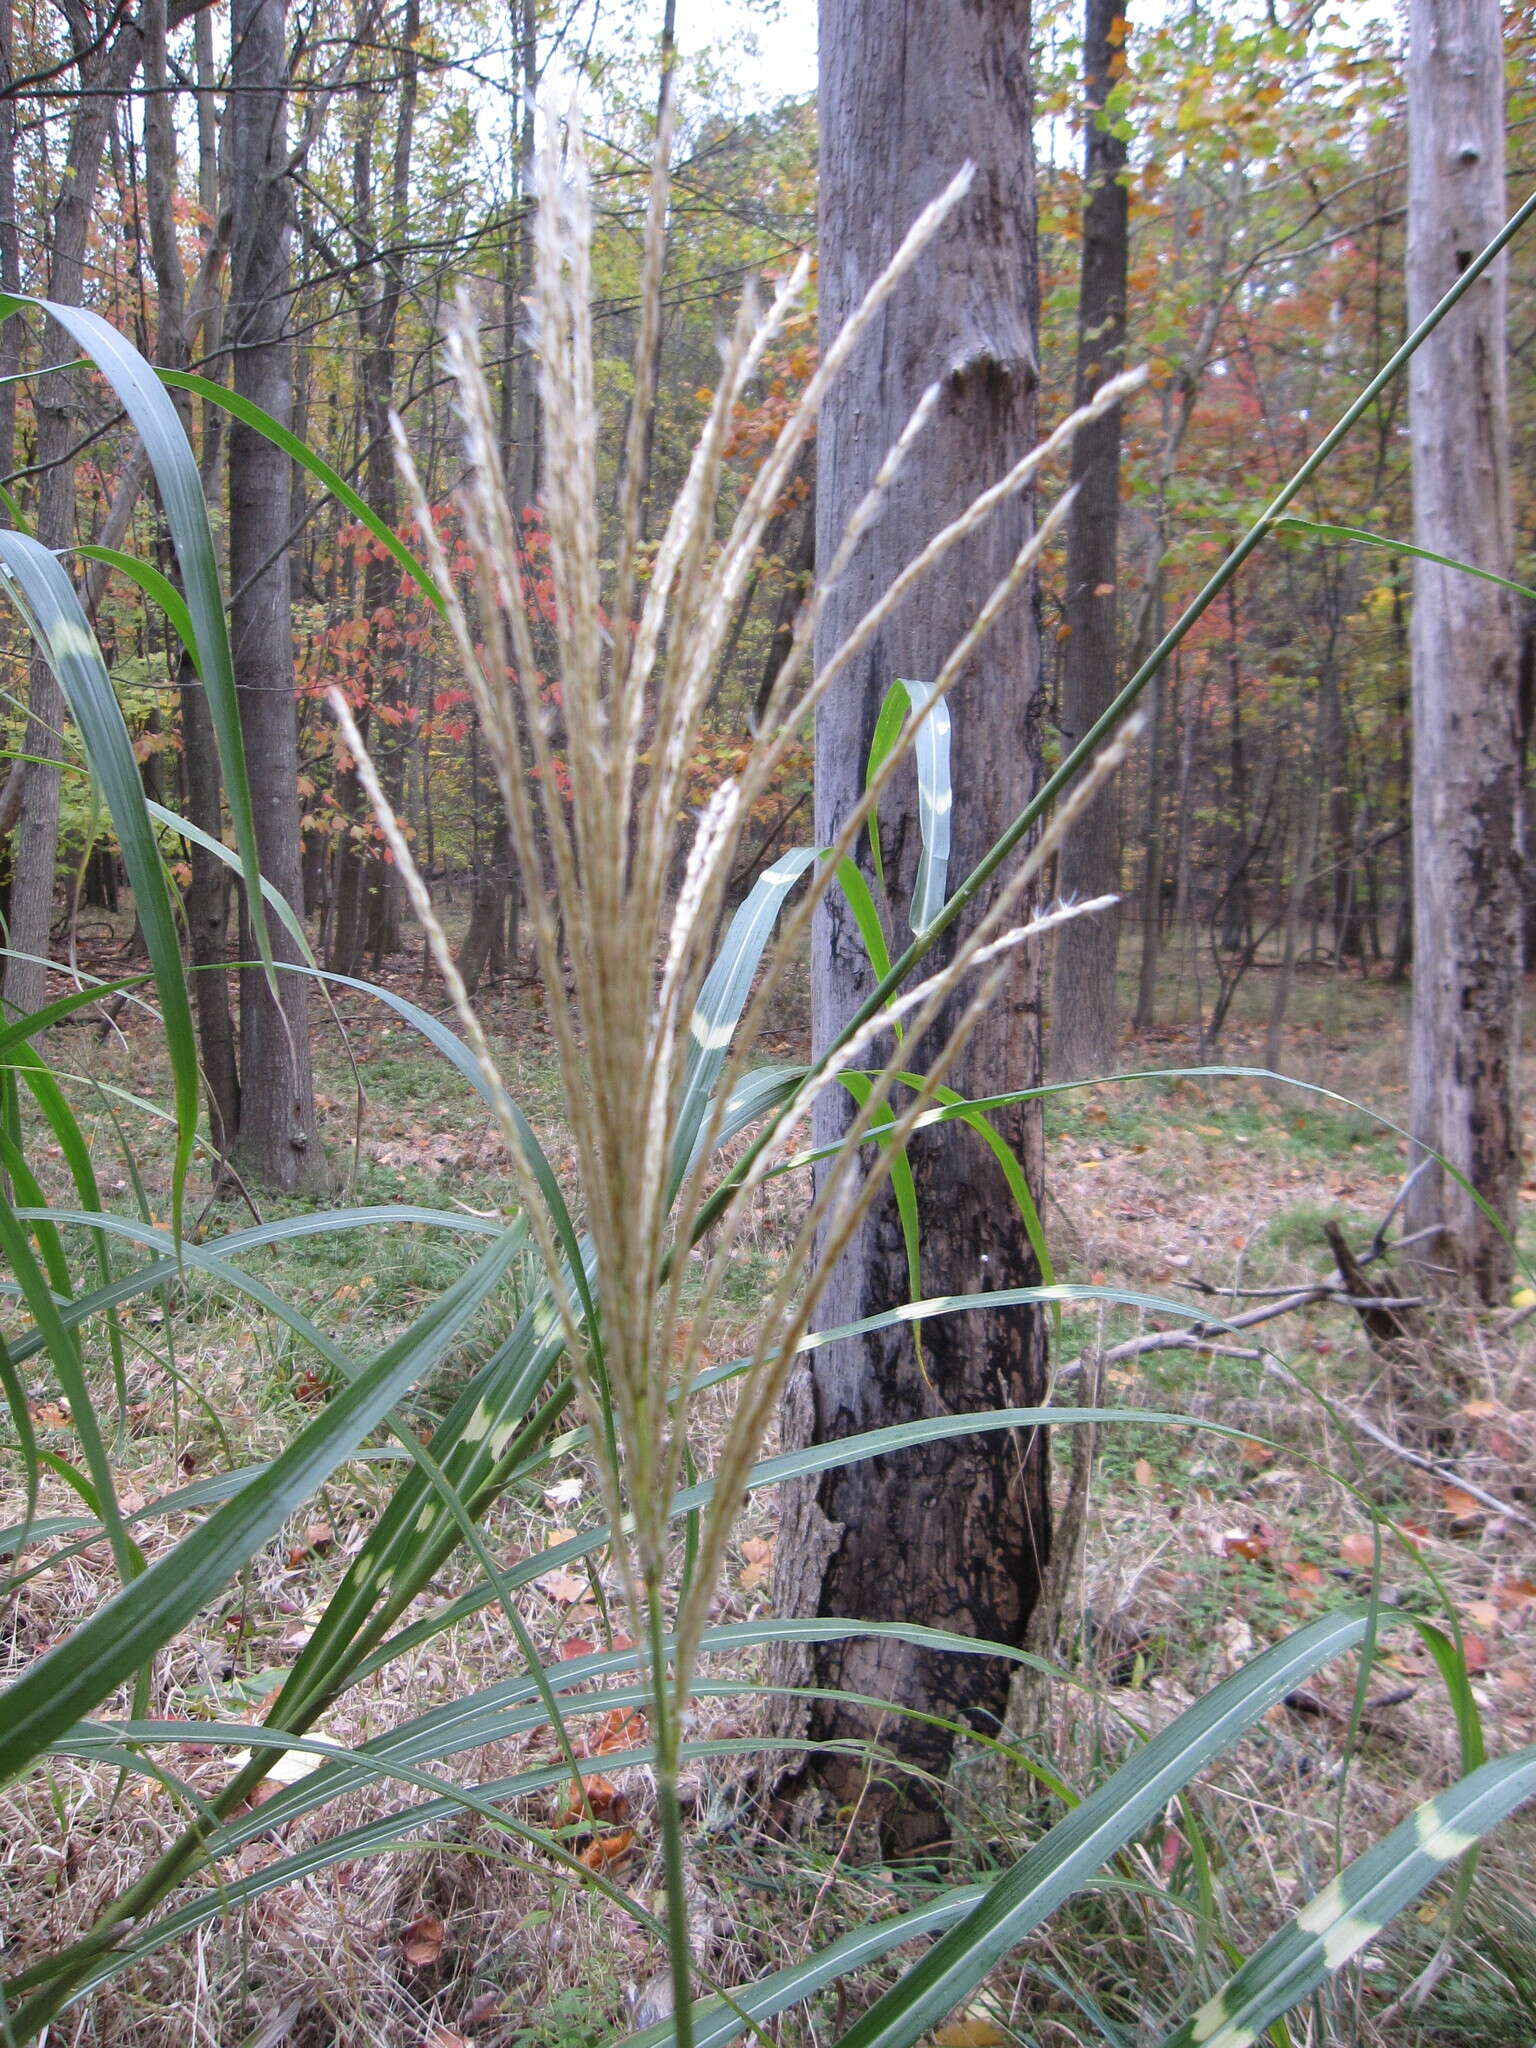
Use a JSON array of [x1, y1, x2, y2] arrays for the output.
[[4, 940, 1536, 2045]]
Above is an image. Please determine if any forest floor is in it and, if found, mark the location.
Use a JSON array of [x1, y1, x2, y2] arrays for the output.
[[4, 927, 1536, 2048]]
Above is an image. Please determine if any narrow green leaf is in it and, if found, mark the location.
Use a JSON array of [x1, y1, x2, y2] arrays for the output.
[[0, 295, 275, 995], [827, 1610, 1375, 2048], [864, 679, 951, 934], [0, 534, 199, 1227], [72, 546, 198, 671], [160, 368, 448, 619], [672, 844, 816, 1194], [1276, 515, 1536, 604], [1157, 1749, 1536, 2048], [0, 1227, 522, 1784]]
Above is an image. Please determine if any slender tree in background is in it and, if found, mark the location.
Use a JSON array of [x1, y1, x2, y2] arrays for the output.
[[1402, 0, 1520, 1299], [775, 0, 1050, 1856], [1, 8, 145, 1029], [226, 0, 326, 1193], [1050, 0, 1130, 1081]]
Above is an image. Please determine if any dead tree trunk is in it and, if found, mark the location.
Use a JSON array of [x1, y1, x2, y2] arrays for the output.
[[774, 0, 1050, 1860], [1050, 0, 1130, 1082], [1402, 0, 1521, 1298], [227, 0, 326, 1193]]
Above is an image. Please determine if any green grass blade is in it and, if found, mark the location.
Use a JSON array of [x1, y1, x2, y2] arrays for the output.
[[839, 1070, 923, 1335], [863, 679, 951, 933], [836, 855, 894, 986], [0, 533, 199, 1228], [1157, 1749, 1536, 2048], [899, 678, 951, 932], [0, 1227, 522, 1785], [72, 546, 198, 671], [826, 1610, 1374, 2048], [0, 295, 275, 995], [0, 1191, 143, 1594], [160, 368, 447, 619], [670, 844, 816, 1194], [1276, 515, 1536, 604]]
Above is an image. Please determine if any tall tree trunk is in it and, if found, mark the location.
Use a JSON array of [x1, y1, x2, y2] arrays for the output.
[[1402, 0, 1520, 1299], [502, 0, 539, 515], [774, 0, 1049, 1859], [0, 0, 23, 851], [0, 0, 20, 477], [1050, 0, 1129, 1082], [1131, 599, 1165, 1032], [227, 0, 326, 1193], [1265, 751, 1321, 1075], [144, 0, 240, 1150], [2, 14, 144, 1030], [360, 0, 419, 969]]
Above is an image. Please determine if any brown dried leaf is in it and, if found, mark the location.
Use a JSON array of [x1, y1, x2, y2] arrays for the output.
[[399, 1914, 446, 1966], [933, 2021, 1009, 2048], [1441, 1487, 1485, 1523], [537, 1569, 588, 1605]]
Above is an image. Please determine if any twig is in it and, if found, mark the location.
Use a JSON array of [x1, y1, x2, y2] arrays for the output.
[[1326, 1402, 1536, 1532]]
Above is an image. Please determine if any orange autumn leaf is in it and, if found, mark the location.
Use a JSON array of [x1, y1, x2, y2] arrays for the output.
[[555, 1773, 630, 1829], [591, 1706, 647, 1755], [578, 1828, 636, 1871]]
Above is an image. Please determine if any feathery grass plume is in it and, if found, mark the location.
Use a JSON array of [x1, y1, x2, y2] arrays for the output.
[[347, 93, 1146, 2036]]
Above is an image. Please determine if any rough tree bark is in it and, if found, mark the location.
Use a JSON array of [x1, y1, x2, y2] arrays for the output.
[[226, 0, 326, 1193], [774, 0, 1050, 1859], [1049, 0, 1129, 1082], [1402, 0, 1520, 1299], [143, 0, 241, 1150]]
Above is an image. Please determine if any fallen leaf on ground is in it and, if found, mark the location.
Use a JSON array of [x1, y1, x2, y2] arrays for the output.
[[556, 1773, 629, 1829], [1339, 1532, 1378, 1568], [399, 1914, 446, 1966], [933, 2020, 1009, 2048], [578, 1828, 636, 1871], [591, 1706, 646, 1755], [537, 1570, 588, 1605], [1441, 1487, 1485, 1522], [739, 1535, 774, 1590]]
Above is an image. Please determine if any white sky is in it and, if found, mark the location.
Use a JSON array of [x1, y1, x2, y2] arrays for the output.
[[674, 0, 819, 106]]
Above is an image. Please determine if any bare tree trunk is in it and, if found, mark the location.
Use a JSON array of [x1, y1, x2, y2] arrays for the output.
[[1131, 576, 1166, 1032], [140, 0, 241, 1151], [227, 0, 326, 1193], [0, 0, 20, 477], [0, 0, 23, 851], [774, 0, 1049, 1860], [1402, 0, 1520, 1299], [1265, 750, 1321, 1075], [502, 0, 539, 515], [1050, 0, 1129, 1082], [2, 14, 144, 1030]]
